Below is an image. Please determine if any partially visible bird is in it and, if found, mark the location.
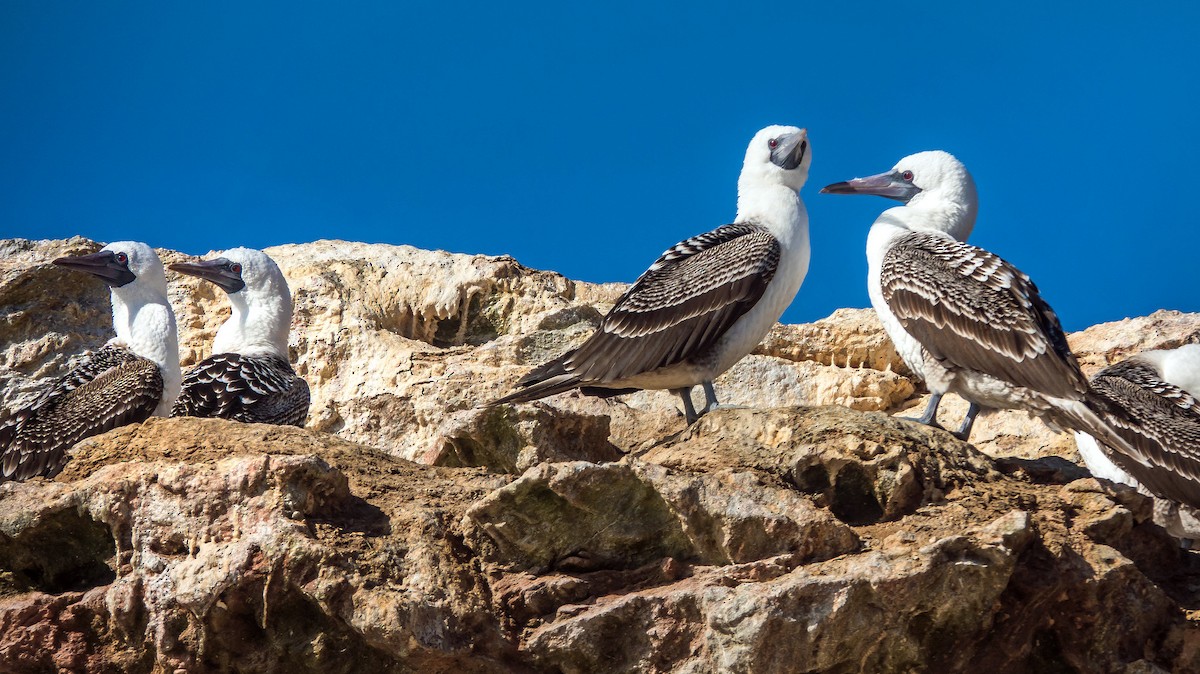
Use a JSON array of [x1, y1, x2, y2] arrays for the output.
[[821, 151, 978, 434], [821, 157, 1127, 451], [491, 125, 812, 422], [0, 242, 181, 480], [169, 248, 309, 427], [1075, 344, 1200, 511]]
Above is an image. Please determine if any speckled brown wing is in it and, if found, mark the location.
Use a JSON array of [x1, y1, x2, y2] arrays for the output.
[[173, 353, 309, 426], [881, 231, 1087, 400], [1088, 358, 1200, 508], [492, 223, 780, 404], [0, 347, 163, 481]]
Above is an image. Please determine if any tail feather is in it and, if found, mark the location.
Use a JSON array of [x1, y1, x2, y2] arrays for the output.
[[488, 357, 583, 406]]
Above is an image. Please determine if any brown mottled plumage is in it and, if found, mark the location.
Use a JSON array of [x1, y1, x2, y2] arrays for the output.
[[1, 346, 163, 480], [1087, 356, 1200, 509], [491, 222, 780, 405], [172, 353, 309, 427], [880, 231, 1088, 401]]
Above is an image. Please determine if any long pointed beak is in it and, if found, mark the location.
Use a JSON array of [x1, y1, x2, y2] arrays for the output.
[[169, 258, 245, 294], [821, 170, 920, 202], [53, 251, 136, 287]]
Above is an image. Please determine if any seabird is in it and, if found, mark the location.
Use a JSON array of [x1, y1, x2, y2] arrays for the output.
[[821, 151, 978, 433], [0, 241, 182, 480], [491, 125, 812, 422], [1074, 344, 1200, 510], [820, 157, 1129, 448], [169, 248, 309, 426]]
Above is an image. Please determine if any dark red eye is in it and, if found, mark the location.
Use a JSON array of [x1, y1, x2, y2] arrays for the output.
[[115, 252, 128, 264], [768, 138, 779, 149], [230, 263, 242, 274], [902, 170, 914, 181]]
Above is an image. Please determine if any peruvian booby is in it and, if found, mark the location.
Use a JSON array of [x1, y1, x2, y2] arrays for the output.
[[491, 125, 812, 422], [0, 242, 181, 481], [820, 157, 1126, 448], [820, 151, 978, 434], [169, 248, 309, 427], [1074, 345, 1200, 510]]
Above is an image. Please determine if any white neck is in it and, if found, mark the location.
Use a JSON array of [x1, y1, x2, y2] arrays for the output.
[[212, 285, 293, 359], [109, 285, 181, 415], [735, 182, 807, 248]]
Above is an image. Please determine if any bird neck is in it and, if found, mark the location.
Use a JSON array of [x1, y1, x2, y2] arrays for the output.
[[735, 183, 807, 246], [883, 194, 977, 242], [109, 287, 182, 402], [212, 289, 293, 359]]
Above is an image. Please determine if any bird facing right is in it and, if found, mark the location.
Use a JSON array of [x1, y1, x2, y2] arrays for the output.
[[491, 125, 812, 422]]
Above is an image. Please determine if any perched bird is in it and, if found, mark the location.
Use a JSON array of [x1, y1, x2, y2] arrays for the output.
[[821, 157, 1124, 448], [0, 242, 181, 480], [1075, 344, 1200, 511], [491, 125, 812, 422], [820, 151, 978, 433], [169, 248, 309, 426]]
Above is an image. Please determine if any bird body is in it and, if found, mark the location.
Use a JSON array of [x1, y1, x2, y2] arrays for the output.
[[493, 125, 812, 421], [1079, 345, 1200, 508], [0, 241, 180, 480], [170, 248, 308, 426], [823, 153, 1116, 443]]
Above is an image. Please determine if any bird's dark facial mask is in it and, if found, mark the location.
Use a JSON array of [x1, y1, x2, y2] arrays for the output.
[[820, 170, 922, 203], [53, 250, 137, 288], [169, 257, 246, 294], [769, 133, 808, 170]]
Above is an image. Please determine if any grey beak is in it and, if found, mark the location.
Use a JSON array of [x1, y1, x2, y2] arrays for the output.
[[169, 258, 246, 294], [53, 251, 136, 288], [770, 132, 809, 170], [821, 170, 921, 203]]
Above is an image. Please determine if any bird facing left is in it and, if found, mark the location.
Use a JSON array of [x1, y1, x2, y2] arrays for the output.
[[0, 241, 181, 481]]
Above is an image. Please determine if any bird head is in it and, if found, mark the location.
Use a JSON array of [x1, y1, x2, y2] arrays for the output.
[[741, 125, 811, 192], [821, 150, 977, 240], [54, 241, 167, 295]]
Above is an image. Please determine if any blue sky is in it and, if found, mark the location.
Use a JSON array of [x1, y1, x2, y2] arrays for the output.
[[3, 3, 1197, 330]]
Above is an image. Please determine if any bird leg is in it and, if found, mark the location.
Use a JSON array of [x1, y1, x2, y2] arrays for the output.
[[672, 387, 699, 424], [903, 393, 944, 428], [699, 381, 720, 416], [951, 402, 981, 442]]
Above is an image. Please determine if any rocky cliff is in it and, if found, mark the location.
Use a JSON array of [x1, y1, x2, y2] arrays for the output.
[[1, 238, 1199, 673]]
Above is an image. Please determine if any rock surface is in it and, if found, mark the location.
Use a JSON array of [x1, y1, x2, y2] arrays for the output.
[[2, 237, 1200, 672]]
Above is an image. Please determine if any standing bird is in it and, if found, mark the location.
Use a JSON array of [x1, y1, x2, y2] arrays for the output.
[[821, 157, 1123, 447], [820, 151, 978, 434], [1074, 345, 1200, 510], [169, 248, 309, 426], [491, 125, 812, 423], [0, 242, 181, 480]]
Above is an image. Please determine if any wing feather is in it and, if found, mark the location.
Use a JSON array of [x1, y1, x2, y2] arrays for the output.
[[0, 348, 162, 480], [492, 223, 780, 405], [1088, 359, 1200, 508], [565, 223, 780, 383], [172, 353, 309, 426], [881, 232, 1087, 399]]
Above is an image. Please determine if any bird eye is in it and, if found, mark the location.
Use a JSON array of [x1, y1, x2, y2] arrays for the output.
[[768, 138, 779, 150], [115, 252, 128, 264], [230, 263, 243, 274], [902, 170, 914, 181]]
